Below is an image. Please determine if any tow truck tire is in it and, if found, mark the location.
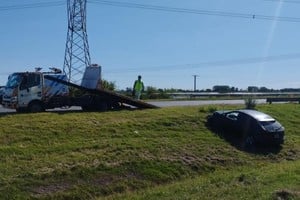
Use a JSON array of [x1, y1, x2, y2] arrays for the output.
[[16, 107, 28, 113], [95, 102, 108, 111], [93, 96, 108, 111], [81, 102, 108, 112], [28, 101, 45, 113]]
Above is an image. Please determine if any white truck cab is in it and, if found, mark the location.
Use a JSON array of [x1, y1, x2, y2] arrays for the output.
[[2, 71, 69, 112]]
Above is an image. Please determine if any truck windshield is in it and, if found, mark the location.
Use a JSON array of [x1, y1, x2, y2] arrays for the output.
[[6, 73, 22, 88]]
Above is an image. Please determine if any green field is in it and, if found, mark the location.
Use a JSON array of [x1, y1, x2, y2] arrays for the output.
[[0, 104, 299, 199]]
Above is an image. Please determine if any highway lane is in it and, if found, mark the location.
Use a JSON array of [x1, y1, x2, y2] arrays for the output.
[[147, 99, 267, 107], [0, 106, 16, 113], [0, 99, 267, 113]]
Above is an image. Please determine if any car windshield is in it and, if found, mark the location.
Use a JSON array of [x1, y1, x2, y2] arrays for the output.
[[260, 120, 282, 130], [6, 73, 22, 88]]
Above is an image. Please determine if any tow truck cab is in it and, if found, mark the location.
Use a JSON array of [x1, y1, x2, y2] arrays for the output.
[[2, 72, 69, 112]]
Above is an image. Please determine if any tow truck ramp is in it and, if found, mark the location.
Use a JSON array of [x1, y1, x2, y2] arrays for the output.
[[44, 75, 158, 109]]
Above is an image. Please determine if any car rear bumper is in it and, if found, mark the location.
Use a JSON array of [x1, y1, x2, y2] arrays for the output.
[[256, 132, 284, 145]]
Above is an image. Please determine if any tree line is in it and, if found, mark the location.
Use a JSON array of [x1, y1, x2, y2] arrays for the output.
[[101, 80, 300, 99]]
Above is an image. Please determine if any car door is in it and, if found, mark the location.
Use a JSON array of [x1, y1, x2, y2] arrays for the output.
[[237, 113, 252, 136], [224, 111, 240, 132], [18, 73, 42, 107]]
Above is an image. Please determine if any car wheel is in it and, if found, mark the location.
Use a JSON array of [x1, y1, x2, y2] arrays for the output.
[[245, 136, 254, 146], [242, 135, 255, 150], [16, 107, 27, 113], [95, 102, 108, 112], [29, 101, 44, 113]]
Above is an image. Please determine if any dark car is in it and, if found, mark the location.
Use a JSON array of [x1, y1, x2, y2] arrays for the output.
[[207, 109, 284, 146]]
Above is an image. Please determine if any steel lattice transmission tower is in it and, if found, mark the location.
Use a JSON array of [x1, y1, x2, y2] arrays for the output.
[[63, 0, 91, 84]]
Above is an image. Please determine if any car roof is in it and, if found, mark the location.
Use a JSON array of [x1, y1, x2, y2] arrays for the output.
[[214, 109, 275, 121], [237, 109, 275, 121], [214, 110, 231, 114]]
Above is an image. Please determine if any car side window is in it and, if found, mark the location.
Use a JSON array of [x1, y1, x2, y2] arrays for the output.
[[238, 114, 252, 129], [226, 112, 239, 121]]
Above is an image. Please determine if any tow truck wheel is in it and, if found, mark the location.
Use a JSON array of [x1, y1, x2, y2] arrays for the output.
[[16, 107, 27, 113], [28, 101, 45, 113], [96, 102, 108, 111]]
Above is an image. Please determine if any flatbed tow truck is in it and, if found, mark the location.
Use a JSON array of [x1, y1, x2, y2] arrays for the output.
[[1, 66, 157, 112]]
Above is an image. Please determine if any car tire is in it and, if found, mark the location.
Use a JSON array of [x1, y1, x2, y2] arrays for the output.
[[95, 102, 108, 112], [245, 136, 254, 146], [242, 135, 255, 151], [28, 101, 45, 113], [16, 107, 28, 113]]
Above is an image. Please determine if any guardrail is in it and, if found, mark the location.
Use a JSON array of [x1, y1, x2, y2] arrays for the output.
[[266, 97, 300, 104], [169, 92, 300, 99]]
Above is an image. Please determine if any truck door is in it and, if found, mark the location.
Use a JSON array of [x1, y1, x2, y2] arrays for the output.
[[18, 73, 42, 108]]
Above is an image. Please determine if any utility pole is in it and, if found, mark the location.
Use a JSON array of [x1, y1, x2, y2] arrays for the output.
[[63, 0, 91, 84], [193, 75, 199, 92]]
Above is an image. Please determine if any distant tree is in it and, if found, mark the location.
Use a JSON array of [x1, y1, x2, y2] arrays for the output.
[[259, 87, 269, 92], [244, 97, 257, 110], [281, 88, 300, 92], [213, 85, 231, 93], [101, 79, 116, 91], [166, 88, 179, 93], [145, 86, 158, 99], [248, 86, 259, 92], [125, 87, 131, 92], [142, 86, 171, 99]]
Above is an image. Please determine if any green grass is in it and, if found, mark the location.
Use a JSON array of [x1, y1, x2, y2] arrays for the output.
[[0, 104, 299, 199], [105, 160, 300, 200]]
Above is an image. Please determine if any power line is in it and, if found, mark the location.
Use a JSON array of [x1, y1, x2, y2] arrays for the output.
[[88, 0, 300, 23], [0, 1, 65, 11], [1, 0, 299, 23], [105, 53, 300, 74], [265, 0, 300, 3]]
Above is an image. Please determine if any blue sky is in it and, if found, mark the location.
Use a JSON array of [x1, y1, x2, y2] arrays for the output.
[[1, 0, 300, 90]]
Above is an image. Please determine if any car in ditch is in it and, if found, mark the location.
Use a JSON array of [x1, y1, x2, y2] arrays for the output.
[[207, 109, 284, 146]]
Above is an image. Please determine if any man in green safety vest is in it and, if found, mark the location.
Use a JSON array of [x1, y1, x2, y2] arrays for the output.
[[133, 75, 144, 100]]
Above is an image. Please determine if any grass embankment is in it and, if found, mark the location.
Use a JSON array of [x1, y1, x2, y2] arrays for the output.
[[0, 104, 299, 199]]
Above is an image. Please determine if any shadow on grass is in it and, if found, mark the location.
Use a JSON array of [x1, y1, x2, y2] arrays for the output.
[[0, 106, 138, 117], [0, 109, 84, 117], [205, 122, 282, 155]]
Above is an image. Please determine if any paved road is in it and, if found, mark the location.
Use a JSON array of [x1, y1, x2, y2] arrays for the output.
[[0, 106, 16, 113], [0, 99, 267, 113], [147, 99, 267, 107]]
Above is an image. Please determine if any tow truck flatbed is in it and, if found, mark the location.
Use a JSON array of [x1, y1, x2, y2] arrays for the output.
[[44, 75, 158, 109]]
